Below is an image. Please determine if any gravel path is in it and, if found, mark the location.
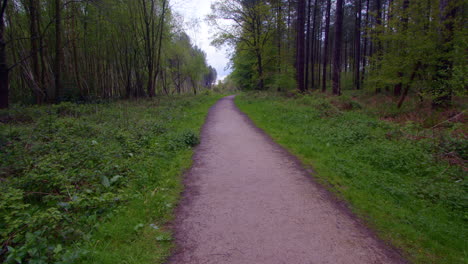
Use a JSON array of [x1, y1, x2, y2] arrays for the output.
[[168, 96, 405, 264]]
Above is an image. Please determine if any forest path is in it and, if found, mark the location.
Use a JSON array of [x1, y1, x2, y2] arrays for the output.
[[168, 96, 405, 264]]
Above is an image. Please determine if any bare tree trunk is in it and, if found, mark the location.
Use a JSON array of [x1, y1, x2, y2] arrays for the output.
[[153, 0, 167, 96], [310, 0, 319, 89], [322, 0, 331, 92], [54, 0, 63, 102], [332, 0, 344, 95], [354, 0, 362, 90], [296, 0, 306, 92], [0, 0, 8, 109], [71, 3, 82, 97], [305, 0, 312, 90], [374, 0, 383, 93], [256, 49, 265, 90], [276, 0, 282, 85], [28, 0, 43, 104], [361, 0, 370, 85]]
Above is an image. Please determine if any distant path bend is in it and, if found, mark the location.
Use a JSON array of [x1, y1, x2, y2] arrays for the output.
[[168, 95, 405, 264]]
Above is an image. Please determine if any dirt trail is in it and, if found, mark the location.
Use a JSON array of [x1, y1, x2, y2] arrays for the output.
[[168, 96, 405, 264]]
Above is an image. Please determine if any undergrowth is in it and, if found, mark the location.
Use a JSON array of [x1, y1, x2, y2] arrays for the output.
[[236, 92, 466, 264], [0, 95, 221, 263]]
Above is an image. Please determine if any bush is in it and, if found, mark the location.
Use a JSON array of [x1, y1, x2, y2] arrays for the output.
[[166, 130, 200, 151]]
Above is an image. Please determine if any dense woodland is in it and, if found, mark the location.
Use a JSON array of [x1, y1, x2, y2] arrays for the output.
[[210, 0, 466, 108], [0, 0, 217, 108]]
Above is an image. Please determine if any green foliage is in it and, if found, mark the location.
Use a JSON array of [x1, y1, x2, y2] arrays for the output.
[[366, 0, 467, 100], [6, 0, 214, 104], [236, 92, 466, 264], [0, 95, 221, 263]]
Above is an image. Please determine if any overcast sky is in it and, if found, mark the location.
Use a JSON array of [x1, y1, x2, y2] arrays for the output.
[[172, 0, 231, 81]]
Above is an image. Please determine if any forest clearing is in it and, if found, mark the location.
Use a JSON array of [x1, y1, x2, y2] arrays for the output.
[[0, 0, 466, 263]]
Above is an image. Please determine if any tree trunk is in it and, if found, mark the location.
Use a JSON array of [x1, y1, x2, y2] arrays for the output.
[[394, 0, 409, 97], [54, 0, 63, 102], [374, 0, 383, 93], [354, 0, 362, 90], [305, 0, 312, 90], [296, 0, 306, 92], [153, 0, 167, 97], [322, 0, 331, 92], [277, 0, 282, 82], [432, 0, 456, 108], [256, 50, 265, 90], [71, 3, 82, 97], [0, 0, 9, 109], [28, 0, 43, 104], [332, 0, 344, 95], [361, 0, 370, 85], [310, 0, 319, 89]]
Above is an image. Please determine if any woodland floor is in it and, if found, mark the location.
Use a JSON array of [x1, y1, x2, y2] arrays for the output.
[[168, 96, 406, 264]]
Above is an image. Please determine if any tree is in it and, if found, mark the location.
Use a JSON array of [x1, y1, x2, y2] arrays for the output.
[[209, 0, 275, 90], [432, 0, 457, 108], [332, 0, 344, 95], [28, 0, 43, 103], [321, 0, 331, 92], [354, 0, 362, 90], [0, 0, 8, 109], [2, 0, 215, 106], [54, 0, 63, 102], [296, 0, 306, 92]]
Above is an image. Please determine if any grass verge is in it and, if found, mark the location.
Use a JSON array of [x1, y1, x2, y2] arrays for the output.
[[0, 94, 222, 263], [235, 92, 466, 264]]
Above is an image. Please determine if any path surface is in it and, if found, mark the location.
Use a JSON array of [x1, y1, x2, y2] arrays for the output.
[[168, 96, 405, 264]]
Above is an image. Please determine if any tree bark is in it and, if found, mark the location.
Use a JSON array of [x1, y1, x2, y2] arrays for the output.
[[332, 0, 344, 95], [321, 0, 331, 92], [310, 0, 319, 89], [354, 0, 362, 90], [296, 0, 306, 92], [0, 0, 8, 109], [28, 0, 43, 104], [153, 0, 167, 96], [305, 0, 312, 90], [54, 0, 63, 102], [361, 0, 370, 85]]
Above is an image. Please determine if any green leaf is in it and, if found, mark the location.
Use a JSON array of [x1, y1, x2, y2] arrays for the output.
[[133, 223, 144, 232], [110, 175, 123, 184], [101, 176, 110, 188], [53, 244, 63, 254]]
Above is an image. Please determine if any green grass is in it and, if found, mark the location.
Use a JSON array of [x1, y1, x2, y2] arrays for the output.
[[235, 92, 466, 264], [0, 94, 222, 263]]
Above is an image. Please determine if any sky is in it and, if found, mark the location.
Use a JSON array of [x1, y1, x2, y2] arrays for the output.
[[172, 0, 231, 81]]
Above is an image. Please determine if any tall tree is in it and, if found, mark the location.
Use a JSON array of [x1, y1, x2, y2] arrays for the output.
[[321, 0, 331, 92], [28, 0, 43, 103], [0, 0, 8, 109], [432, 0, 457, 108], [304, 0, 312, 90], [361, 0, 370, 84], [209, 0, 275, 90], [354, 0, 362, 90], [332, 0, 344, 95], [393, 0, 409, 97], [296, 0, 306, 92], [54, 0, 63, 101]]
